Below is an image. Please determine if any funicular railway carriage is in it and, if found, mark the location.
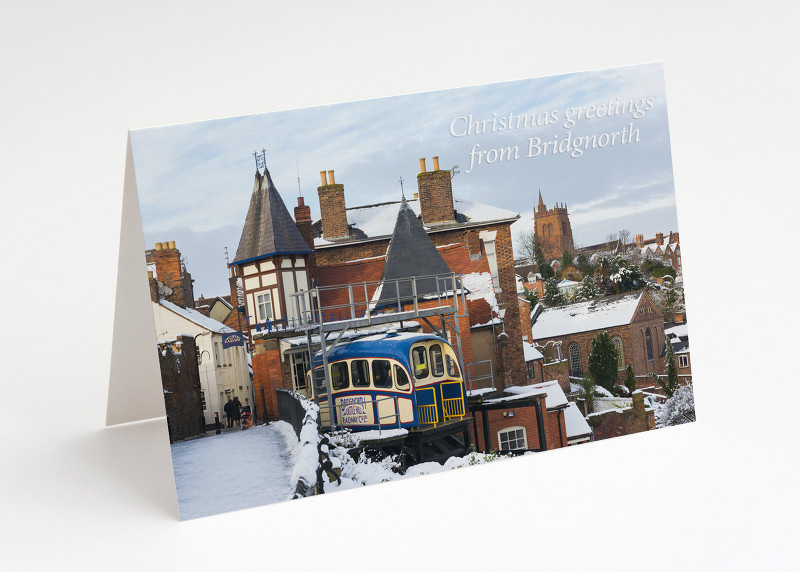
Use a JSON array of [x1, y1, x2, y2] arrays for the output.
[[308, 332, 467, 431]]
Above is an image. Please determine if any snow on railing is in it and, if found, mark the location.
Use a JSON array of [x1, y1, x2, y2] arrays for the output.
[[279, 389, 341, 499]]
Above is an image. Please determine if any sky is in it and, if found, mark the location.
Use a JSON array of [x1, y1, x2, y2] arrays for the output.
[[130, 62, 677, 298]]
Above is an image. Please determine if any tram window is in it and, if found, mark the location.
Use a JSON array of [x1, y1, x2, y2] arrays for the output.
[[351, 360, 370, 387], [372, 360, 392, 388], [331, 362, 349, 390], [446, 354, 460, 378], [430, 344, 445, 377], [312, 367, 326, 393], [394, 365, 409, 388], [412, 346, 429, 379]]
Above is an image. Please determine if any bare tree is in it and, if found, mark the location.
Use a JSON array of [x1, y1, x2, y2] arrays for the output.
[[618, 229, 632, 251], [514, 228, 537, 263]]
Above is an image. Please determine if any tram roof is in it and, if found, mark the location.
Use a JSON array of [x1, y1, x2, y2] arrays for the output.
[[314, 332, 447, 365]]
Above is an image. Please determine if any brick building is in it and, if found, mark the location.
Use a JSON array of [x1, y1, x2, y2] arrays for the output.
[[224, 156, 531, 422], [312, 157, 527, 388], [635, 231, 682, 276], [148, 241, 252, 429], [533, 190, 574, 260], [146, 241, 195, 308], [469, 380, 591, 452], [530, 291, 666, 388], [663, 322, 692, 384]]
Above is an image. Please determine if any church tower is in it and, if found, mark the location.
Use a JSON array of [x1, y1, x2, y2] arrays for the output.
[[533, 190, 574, 260]]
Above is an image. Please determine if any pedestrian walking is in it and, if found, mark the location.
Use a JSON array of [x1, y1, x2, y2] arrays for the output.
[[223, 397, 234, 428], [232, 396, 242, 428]]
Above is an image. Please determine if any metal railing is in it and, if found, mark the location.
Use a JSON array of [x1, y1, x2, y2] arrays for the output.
[[287, 272, 467, 329], [416, 387, 439, 427], [441, 381, 465, 421], [465, 360, 494, 393]]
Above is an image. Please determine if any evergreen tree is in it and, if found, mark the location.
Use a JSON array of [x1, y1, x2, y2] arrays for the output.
[[659, 338, 680, 398], [576, 253, 592, 276], [610, 255, 645, 293], [542, 277, 566, 307], [561, 250, 573, 271], [534, 241, 554, 280], [587, 331, 619, 392], [624, 364, 637, 395], [524, 287, 540, 306], [576, 274, 597, 301]]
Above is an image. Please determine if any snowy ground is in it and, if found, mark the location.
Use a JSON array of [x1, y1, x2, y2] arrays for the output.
[[170, 424, 293, 520]]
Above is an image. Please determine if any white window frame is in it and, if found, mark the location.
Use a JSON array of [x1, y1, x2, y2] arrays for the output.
[[479, 230, 500, 290], [256, 291, 273, 322], [678, 354, 689, 368], [498, 426, 527, 451]]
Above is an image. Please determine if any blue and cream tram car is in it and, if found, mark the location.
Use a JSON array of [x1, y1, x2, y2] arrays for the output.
[[307, 331, 468, 431]]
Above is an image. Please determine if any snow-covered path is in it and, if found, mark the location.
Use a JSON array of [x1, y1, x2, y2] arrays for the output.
[[170, 424, 293, 520]]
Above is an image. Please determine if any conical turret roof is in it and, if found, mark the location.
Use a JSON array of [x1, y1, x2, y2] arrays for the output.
[[231, 168, 312, 266], [376, 198, 459, 304]]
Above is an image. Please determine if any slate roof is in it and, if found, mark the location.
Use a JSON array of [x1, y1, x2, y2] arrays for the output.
[[313, 197, 518, 246], [530, 291, 644, 340], [376, 198, 461, 304], [231, 169, 312, 266]]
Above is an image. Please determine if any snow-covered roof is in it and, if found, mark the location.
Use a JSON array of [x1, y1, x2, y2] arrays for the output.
[[531, 292, 643, 340], [522, 342, 543, 362], [502, 380, 568, 409], [564, 402, 592, 439], [665, 324, 688, 339], [160, 300, 235, 334], [462, 271, 498, 313], [314, 197, 518, 247]]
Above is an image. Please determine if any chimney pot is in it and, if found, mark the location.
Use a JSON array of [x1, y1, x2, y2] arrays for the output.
[[433, 156, 439, 170], [298, 196, 305, 207], [147, 270, 154, 279], [327, 170, 335, 185], [320, 171, 328, 186], [168, 240, 176, 249], [155, 242, 162, 250], [419, 158, 427, 173], [413, 193, 418, 199]]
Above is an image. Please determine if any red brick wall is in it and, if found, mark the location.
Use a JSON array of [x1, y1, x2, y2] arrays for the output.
[[318, 183, 348, 239], [533, 311, 666, 387], [417, 168, 455, 225], [542, 360, 570, 394], [493, 225, 526, 387], [534, 205, 574, 260], [588, 392, 654, 440], [472, 398, 567, 452], [314, 221, 525, 386], [251, 338, 285, 423], [519, 297, 532, 342]]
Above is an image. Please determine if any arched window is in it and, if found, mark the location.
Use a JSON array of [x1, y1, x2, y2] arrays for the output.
[[645, 328, 654, 361], [613, 336, 624, 370], [569, 343, 581, 377]]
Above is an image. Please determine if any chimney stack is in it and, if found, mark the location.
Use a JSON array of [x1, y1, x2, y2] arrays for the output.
[[416, 155, 455, 226], [635, 234, 644, 248], [317, 169, 349, 240], [656, 232, 664, 246], [294, 196, 314, 250], [151, 241, 194, 308]]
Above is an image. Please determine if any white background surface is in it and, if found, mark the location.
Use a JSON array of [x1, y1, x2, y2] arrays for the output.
[[1, 1, 797, 570]]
